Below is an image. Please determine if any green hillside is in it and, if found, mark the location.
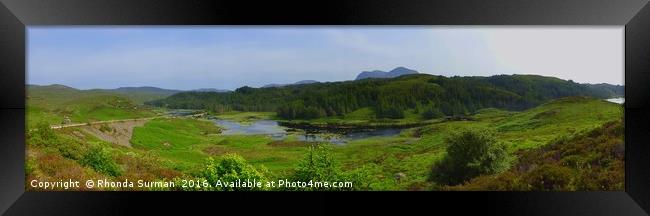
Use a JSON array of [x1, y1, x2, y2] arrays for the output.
[[148, 74, 623, 120], [89, 86, 182, 104], [27, 84, 158, 127], [327, 96, 622, 190], [445, 119, 624, 191]]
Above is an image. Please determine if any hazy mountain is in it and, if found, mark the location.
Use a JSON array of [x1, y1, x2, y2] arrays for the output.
[[27, 84, 235, 104], [355, 67, 419, 80], [294, 80, 319, 85], [262, 84, 285, 88], [355, 70, 387, 80], [108, 86, 181, 95], [387, 67, 419, 77], [262, 80, 321, 88], [189, 88, 231, 93]]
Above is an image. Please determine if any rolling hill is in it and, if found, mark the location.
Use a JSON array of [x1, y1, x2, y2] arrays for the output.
[[27, 84, 158, 126], [89, 86, 182, 104]]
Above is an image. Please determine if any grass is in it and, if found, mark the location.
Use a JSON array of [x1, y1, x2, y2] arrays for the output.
[[130, 118, 307, 174], [130, 118, 222, 169]]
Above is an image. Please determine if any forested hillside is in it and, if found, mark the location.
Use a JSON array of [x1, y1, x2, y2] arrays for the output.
[[146, 74, 623, 120]]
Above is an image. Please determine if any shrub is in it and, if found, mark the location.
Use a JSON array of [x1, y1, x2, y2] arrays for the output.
[[431, 128, 510, 185], [98, 124, 113, 133], [81, 146, 122, 177], [522, 164, 574, 191], [291, 145, 354, 191], [52, 136, 85, 160], [293, 145, 341, 182], [201, 153, 267, 191], [422, 107, 444, 120], [28, 122, 57, 147], [340, 164, 380, 191], [28, 123, 85, 160], [35, 122, 57, 142]]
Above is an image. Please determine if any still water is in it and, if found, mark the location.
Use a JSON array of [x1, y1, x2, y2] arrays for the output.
[[606, 97, 624, 104], [213, 119, 401, 144]]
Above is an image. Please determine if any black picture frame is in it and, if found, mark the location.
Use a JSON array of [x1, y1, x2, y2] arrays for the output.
[[1, 0, 649, 215]]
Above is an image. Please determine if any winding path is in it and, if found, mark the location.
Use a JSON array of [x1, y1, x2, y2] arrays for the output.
[[49, 112, 207, 129]]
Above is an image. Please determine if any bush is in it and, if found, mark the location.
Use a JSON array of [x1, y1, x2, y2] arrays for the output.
[[28, 123, 85, 160], [522, 164, 574, 191], [422, 107, 444, 120], [291, 145, 355, 191], [201, 153, 267, 191], [35, 122, 57, 142], [431, 129, 510, 185], [81, 146, 122, 177], [28, 122, 57, 147], [53, 136, 85, 160], [98, 124, 113, 133], [293, 145, 341, 182], [340, 163, 411, 191]]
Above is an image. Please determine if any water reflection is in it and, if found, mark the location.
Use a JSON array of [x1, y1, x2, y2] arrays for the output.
[[167, 109, 202, 117]]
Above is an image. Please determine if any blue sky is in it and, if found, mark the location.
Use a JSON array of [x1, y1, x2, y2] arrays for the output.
[[28, 26, 623, 90]]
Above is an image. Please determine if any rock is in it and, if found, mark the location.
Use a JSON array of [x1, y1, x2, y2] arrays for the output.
[[395, 172, 406, 183]]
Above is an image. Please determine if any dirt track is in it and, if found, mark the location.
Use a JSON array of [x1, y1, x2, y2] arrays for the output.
[[80, 119, 150, 147], [49, 112, 207, 147]]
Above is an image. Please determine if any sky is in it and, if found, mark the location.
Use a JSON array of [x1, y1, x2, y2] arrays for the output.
[[27, 26, 624, 90]]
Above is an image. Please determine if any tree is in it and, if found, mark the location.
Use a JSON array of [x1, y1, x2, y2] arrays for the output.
[[201, 154, 267, 191], [294, 145, 341, 182], [431, 128, 510, 185], [421, 103, 444, 120]]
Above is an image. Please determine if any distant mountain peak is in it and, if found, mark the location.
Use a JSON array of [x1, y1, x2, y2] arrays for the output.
[[355, 67, 419, 80]]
